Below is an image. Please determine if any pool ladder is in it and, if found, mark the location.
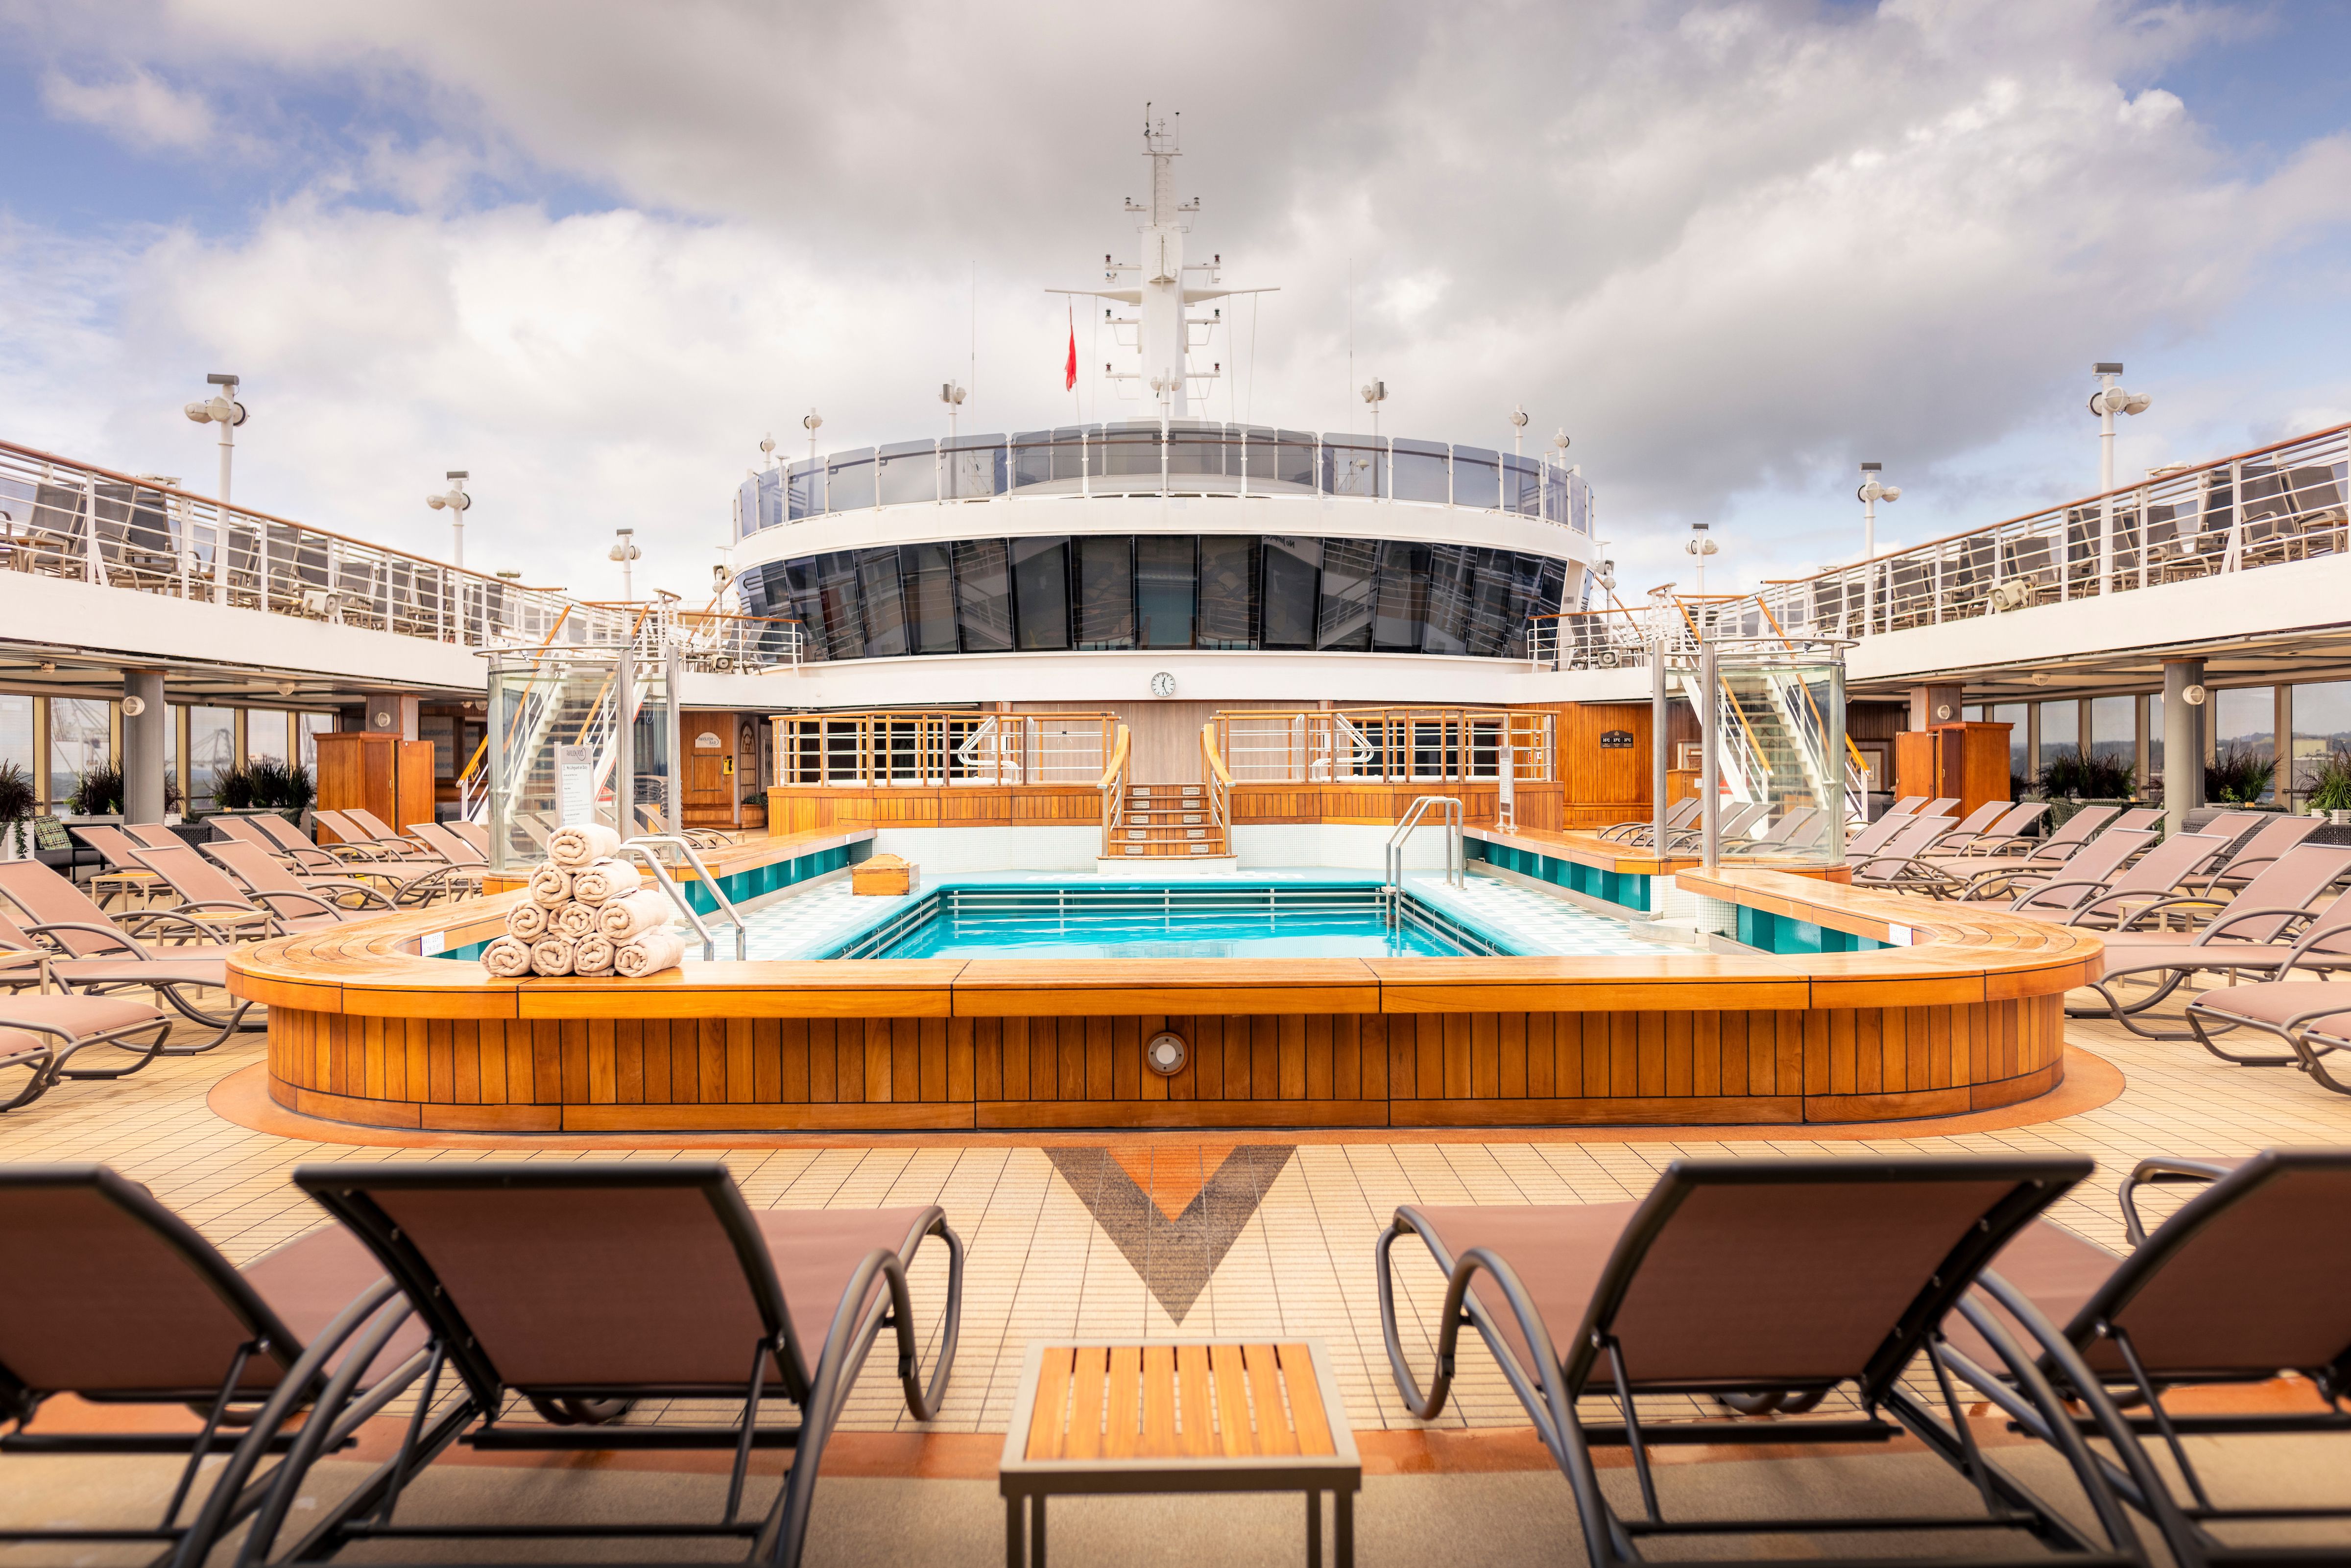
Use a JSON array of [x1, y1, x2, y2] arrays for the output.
[[1383, 796, 1464, 926], [615, 834, 747, 961]]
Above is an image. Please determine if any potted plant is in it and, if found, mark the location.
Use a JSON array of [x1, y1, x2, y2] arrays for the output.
[[2205, 745, 2276, 807], [212, 761, 257, 811], [0, 761, 33, 859], [2306, 749, 2351, 827], [65, 762, 125, 821]]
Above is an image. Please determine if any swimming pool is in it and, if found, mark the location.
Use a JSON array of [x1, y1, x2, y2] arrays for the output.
[[816, 882, 1511, 960]]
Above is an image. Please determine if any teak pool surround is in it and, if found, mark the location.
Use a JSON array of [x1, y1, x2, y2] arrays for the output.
[[230, 833, 2099, 1136]]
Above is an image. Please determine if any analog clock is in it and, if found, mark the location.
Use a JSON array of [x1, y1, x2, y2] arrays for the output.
[[1150, 671, 1176, 697]]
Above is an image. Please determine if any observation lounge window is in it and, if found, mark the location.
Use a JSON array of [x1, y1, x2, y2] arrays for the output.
[[944, 434, 1007, 500], [1260, 536, 1320, 649], [1197, 535, 1256, 648], [1011, 536, 1071, 649], [1137, 534, 1196, 647], [827, 449, 877, 512], [1320, 435, 1386, 499], [952, 539, 1013, 651], [815, 551, 866, 660], [1421, 544, 1475, 655], [780, 561, 827, 661], [1451, 446, 1500, 510], [1373, 541, 1431, 652], [1315, 538, 1377, 650], [1391, 439, 1449, 505], [901, 542, 958, 653], [1464, 547, 1517, 657], [1076, 536, 1136, 648], [1503, 454, 1541, 517], [876, 440, 938, 506], [857, 548, 909, 657]]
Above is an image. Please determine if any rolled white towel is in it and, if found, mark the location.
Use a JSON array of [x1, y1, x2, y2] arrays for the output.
[[552, 901, 600, 941], [597, 888, 673, 941], [528, 864, 573, 908], [528, 935, 576, 976], [505, 900, 550, 941], [573, 931, 616, 975], [571, 858, 642, 905], [613, 925, 688, 978], [481, 935, 534, 977], [549, 823, 622, 869]]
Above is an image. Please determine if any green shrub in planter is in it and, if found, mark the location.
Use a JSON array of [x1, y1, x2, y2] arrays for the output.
[[0, 761, 34, 856], [2306, 750, 2351, 815], [213, 762, 257, 810], [67, 762, 125, 816], [2206, 745, 2275, 805]]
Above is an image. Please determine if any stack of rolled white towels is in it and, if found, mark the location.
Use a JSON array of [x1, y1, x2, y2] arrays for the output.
[[478, 823, 690, 979]]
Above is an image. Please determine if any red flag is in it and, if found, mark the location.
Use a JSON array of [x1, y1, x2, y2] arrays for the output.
[[1064, 306, 1078, 391]]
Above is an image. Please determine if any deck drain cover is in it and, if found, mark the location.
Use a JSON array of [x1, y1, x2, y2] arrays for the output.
[[1145, 1031, 1188, 1076]]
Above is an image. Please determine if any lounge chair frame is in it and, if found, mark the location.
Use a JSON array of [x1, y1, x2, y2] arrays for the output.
[[0, 1167, 427, 1564], [263, 1161, 966, 1568], [0, 997, 174, 1111], [1944, 1152, 2351, 1566], [1376, 1156, 2148, 1567], [0, 862, 260, 1037]]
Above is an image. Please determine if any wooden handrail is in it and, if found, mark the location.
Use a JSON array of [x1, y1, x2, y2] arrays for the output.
[[1201, 724, 1234, 787], [1096, 725, 1130, 791]]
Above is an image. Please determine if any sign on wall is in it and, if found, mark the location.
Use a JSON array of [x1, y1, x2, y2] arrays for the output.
[[1599, 729, 1635, 749], [555, 745, 596, 827]]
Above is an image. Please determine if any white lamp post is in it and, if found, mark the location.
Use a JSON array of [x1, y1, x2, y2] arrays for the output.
[[1684, 522, 1720, 595], [1509, 404, 1528, 456], [1856, 462, 1900, 636], [425, 471, 472, 567], [940, 382, 966, 441], [1360, 379, 1386, 438], [608, 527, 641, 600], [2089, 362, 2151, 594], [182, 373, 246, 506], [802, 409, 823, 467]]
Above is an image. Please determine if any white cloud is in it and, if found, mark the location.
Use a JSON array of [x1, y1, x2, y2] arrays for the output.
[[39, 65, 223, 154], [2, 0, 2347, 596]]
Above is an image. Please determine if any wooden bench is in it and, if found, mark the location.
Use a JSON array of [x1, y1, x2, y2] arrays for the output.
[[1000, 1339, 1360, 1566]]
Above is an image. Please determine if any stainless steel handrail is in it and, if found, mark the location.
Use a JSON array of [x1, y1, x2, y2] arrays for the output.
[[610, 839, 720, 962], [625, 833, 747, 961], [1386, 795, 1463, 890]]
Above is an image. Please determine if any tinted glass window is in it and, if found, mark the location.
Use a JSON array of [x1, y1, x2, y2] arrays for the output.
[[1011, 536, 1071, 649], [1198, 536, 1256, 648], [1452, 446, 1499, 509], [1261, 535, 1320, 649], [876, 440, 937, 506], [1076, 536, 1135, 649], [901, 542, 958, 653], [1373, 541, 1431, 651], [816, 551, 866, 660], [1392, 438, 1449, 504], [856, 549, 907, 657], [1422, 545, 1475, 655], [1465, 548, 1517, 656], [1137, 534, 1195, 647], [953, 539, 1013, 651], [827, 448, 877, 511], [1316, 538, 1377, 650]]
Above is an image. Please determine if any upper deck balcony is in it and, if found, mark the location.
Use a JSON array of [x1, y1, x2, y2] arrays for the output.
[[735, 419, 1595, 538]]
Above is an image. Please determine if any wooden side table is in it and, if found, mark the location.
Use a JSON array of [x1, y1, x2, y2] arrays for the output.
[[1001, 1340, 1360, 1567]]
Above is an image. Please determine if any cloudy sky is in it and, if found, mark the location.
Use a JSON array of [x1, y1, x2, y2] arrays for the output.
[[3, 0, 2347, 601]]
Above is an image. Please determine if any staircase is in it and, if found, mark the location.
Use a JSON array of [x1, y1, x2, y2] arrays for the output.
[[1105, 783, 1229, 857]]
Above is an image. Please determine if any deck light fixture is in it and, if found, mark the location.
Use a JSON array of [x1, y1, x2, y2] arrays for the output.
[[1509, 404, 1528, 456], [1683, 521, 1720, 595], [802, 409, 822, 466], [2088, 362, 2151, 493], [425, 472, 471, 568], [1360, 379, 1386, 436], [182, 373, 246, 506], [608, 527, 641, 600], [940, 381, 966, 440], [1856, 463, 1899, 636]]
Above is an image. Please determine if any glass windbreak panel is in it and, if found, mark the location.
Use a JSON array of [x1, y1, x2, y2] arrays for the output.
[[1990, 704, 2028, 789], [953, 539, 1014, 651], [1421, 545, 1475, 655], [1451, 445, 1500, 509], [1714, 659, 1846, 865], [1198, 536, 1256, 648], [2087, 695, 2135, 786], [1270, 429, 1318, 493], [826, 449, 877, 512], [1136, 534, 1196, 647], [737, 476, 757, 540], [1372, 541, 1430, 652], [876, 440, 938, 506], [1059, 426, 1100, 482], [1316, 539, 1377, 650], [1503, 454, 1541, 517], [187, 705, 232, 807], [1097, 422, 1161, 489], [855, 548, 908, 657], [1391, 438, 1449, 504], [786, 459, 824, 520], [1261, 535, 1320, 649], [1011, 430, 1057, 491], [1230, 426, 1273, 491], [943, 435, 1007, 499], [900, 542, 958, 654], [1319, 435, 1385, 499], [2291, 680, 2351, 804], [2036, 700, 2077, 781], [815, 551, 867, 660], [1165, 421, 1224, 486], [246, 710, 289, 764], [1542, 463, 1568, 524], [1075, 536, 1135, 649], [2214, 686, 2275, 801], [1011, 536, 1071, 649]]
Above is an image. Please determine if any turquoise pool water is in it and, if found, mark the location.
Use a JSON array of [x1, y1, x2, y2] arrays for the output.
[[818, 883, 1509, 960]]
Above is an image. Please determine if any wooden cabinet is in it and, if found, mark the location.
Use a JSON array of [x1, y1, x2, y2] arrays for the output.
[[1896, 722, 2013, 818], [313, 734, 436, 840]]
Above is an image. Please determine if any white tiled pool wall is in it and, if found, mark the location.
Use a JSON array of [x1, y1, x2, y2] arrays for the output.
[[865, 824, 1460, 874]]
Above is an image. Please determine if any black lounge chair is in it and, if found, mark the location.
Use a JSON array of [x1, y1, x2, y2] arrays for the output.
[[0, 1166, 428, 1562], [263, 1161, 965, 1568], [1944, 1149, 2351, 1565], [1377, 1155, 2147, 1567]]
